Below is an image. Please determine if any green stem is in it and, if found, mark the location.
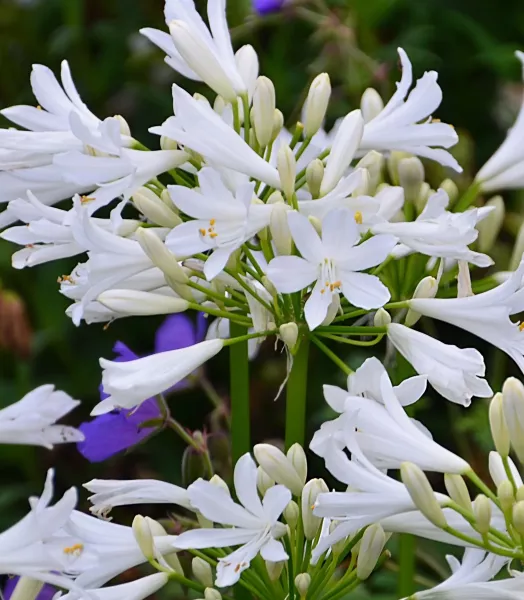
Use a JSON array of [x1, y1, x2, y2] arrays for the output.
[[397, 534, 416, 598], [310, 335, 352, 376], [229, 322, 251, 464], [285, 335, 310, 449], [454, 182, 481, 212]]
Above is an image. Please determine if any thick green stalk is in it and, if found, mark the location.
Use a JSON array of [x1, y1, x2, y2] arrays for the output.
[[397, 534, 416, 598], [285, 336, 310, 449], [230, 323, 251, 464]]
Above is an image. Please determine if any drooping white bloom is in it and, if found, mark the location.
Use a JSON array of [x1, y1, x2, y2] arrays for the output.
[[387, 323, 492, 405], [84, 479, 192, 518], [173, 453, 290, 587], [407, 260, 524, 375], [94, 339, 224, 415], [372, 189, 493, 266], [166, 168, 272, 279], [58, 573, 169, 600], [476, 51, 524, 192], [359, 48, 461, 171], [150, 85, 281, 188], [141, 0, 252, 101], [267, 209, 396, 330], [0, 385, 83, 448]]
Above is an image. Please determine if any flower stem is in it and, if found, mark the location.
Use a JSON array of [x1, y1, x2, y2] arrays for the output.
[[285, 335, 310, 449], [310, 334, 353, 375], [397, 534, 416, 598], [229, 322, 251, 464], [454, 182, 481, 212]]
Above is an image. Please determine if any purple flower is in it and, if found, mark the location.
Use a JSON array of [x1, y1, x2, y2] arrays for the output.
[[4, 578, 55, 600], [77, 313, 207, 463], [254, 0, 285, 14]]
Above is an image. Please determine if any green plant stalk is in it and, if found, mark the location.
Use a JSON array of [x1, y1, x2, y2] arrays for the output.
[[397, 534, 416, 598], [285, 336, 310, 449], [310, 335, 353, 375], [229, 323, 251, 464], [454, 182, 481, 212]]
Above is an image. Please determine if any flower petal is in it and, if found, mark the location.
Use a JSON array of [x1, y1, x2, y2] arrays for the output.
[[341, 272, 391, 309]]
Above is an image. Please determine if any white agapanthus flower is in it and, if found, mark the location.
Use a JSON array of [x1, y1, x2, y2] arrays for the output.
[[173, 453, 290, 587], [267, 208, 396, 330], [58, 573, 169, 600]]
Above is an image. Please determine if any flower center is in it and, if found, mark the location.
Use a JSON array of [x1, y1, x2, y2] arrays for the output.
[[319, 259, 341, 295], [354, 211, 363, 224], [199, 218, 218, 240], [63, 543, 84, 557]]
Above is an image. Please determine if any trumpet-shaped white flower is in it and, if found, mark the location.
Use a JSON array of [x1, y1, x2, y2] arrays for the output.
[[166, 168, 272, 280], [174, 453, 290, 587], [360, 48, 461, 171], [267, 209, 396, 330], [387, 323, 492, 405], [0, 384, 83, 448], [141, 0, 252, 102], [408, 260, 524, 375], [58, 573, 169, 600], [372, 189, 493, 266], [476, 51, 524, 192], [95, 339, 224, 415], [150, 85, 281, 188]]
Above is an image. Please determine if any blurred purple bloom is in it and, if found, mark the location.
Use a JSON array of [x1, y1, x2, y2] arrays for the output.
[[254, 0, 285, 14], [77, 314, 207, 463], [4, 578, 55, 600]]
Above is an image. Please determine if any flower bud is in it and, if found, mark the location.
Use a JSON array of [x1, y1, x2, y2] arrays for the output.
[[253, 76, 276, 148], [257, 467, 275, 495], [510, 221, 524, 271], [352, 169, 371, 197], [398, 157, 424, 204], [287, 443, 307, 485], [265, 560, 285, 581], [444, 474, 472, 512], [477, 196, 505, 253], [517, 486, 524, 503], [277, 144, 297, 200], [387, 151, 412, 186], [405, 276, 438, 327], [113, 114, 131, 137], [98, 290, 189, 317], [306, 159, 325, 199], [135, 227, 189, 285], [308, 215, 322, 236], [374, 308, 391, 327], [9, 578, 45, 600], [132, 515, 154, 560], [209, 474, 230, 494], [472, 494, 492, 534], [304, 73, 331, 138], [160, 135, 178, 151], [214, 95, 227, 115], [414, 182, 432, 214], [133, 188, 182, 228], [192, 557, 213, 588], [270, 203, 292, 255], [401, 462, 447, 528], [267, 190, 285, 204], [356, 151, 384, 193], [301, 478, 328, 540], [272, 109, 284, 142], [254, 444, 304, 495], [279, 323, 299, 352], [513, 501, 524, 536], [489, 393, 510, 458], [440, 179, 459, 205], [502, 377, 524, 461], [235, 43, 258, 90], [356, 524, 386, 580], [498, 480, 515, 514], [262, 276, 278, 298], [284, 500, 299, 530], [204, 589, 222, 600], [295, 573, 312, 597], [360, 88, 384, 123]]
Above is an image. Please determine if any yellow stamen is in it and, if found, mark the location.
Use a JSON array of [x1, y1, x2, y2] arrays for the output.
[[210, 218, 216, 226], [354, 211, 363, 225], [199, 228, 207, 236], [80, 195, 95, 204], [209, 232, 218, 239], [36, 105, 42, 110], [519, 322, 524, 332], [63, 543, 84, 555]]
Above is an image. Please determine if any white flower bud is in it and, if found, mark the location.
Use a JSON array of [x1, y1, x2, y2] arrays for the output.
[[301, 478, 328, 540], [353, 169, 371, 197], [160, 135, 179, 151], [257, 467, 275, 495], [511, 222, 524, 271], [477, 196, 505, 253], [270, 203, 292, 255], [513, 501, 524, 535], [387, 151, 412, 186], [192, 557, 213, 588], [356, 151, 384, 193], [209, 475, 230, 493], [444, 474, 472, 512], [213, 94, 226, 115], [405, 276, 438, 327], [304, 73, 331, 138], [272, 109, 284, 142], [374, 308, 391, 327], [308, 215, 322, 236], [498, 480, 515, 513], [133, 188, 182, 228], [489, 392, 510, 458], [356, 523, 386, 580], [132, 515, 154, 560], [253, 76, 276, 148], [98, 290, 189, 317], [284, 500, 300, 530], [414, 182, 432, 213], [204, 589, 222, 600], [398, 157, 425, 204], [472, 494, 492, 534], [113, 114, 131, 137], [254, 444, 304, 495], [287, 443, 307, 485], [360, 88, 384, 123], [279, 323, 299, 352], [295, 573, 312, 597], [277, 144, 297, 200], [401, 462, 447, 529], [502, 377, 524, 462], [440, 179, 459, 205], [135, 227, 188, 285], [165, 551, 185, 576], [265, 560, 285, 581], [267, 190, 285, 204], [306, 159, 325, 199]]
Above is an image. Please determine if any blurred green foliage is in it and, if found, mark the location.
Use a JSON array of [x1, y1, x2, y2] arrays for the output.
[[1, 0, 524, 596]]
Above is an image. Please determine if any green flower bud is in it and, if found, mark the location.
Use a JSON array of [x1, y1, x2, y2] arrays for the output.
[[295, 573, 312, 597], [472, 494, 492, 534], [489, 392, 510, 458], [401, 462, 447, 529], [444, 474, 472, 512], [356, 524, 386, 580]]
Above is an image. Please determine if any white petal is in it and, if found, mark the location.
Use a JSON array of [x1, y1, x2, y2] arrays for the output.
[[266, 256, 318, 293], [338, 234, 397, 272], [341, 272, 391, 309], [262, 485, 292, 522], [320, 208, 359, 259], [287, 211, 325, 264], [260, 538, 288, 562], [305, 278, 335, 330], [234, 454, 265, 519]]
